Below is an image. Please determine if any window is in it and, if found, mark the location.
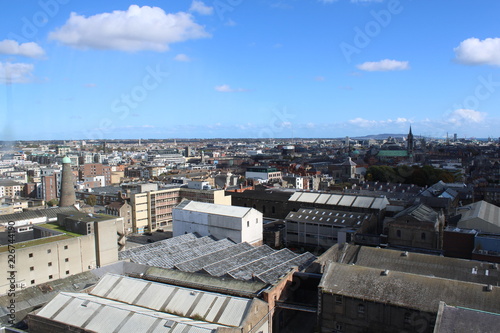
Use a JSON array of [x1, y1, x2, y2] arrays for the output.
[[256, 218, 258, 224], [247, 221, 249, 227], [397, 230, 401, 238], [66, 270, 70, 275], [64, 245, 68, 250], [30, 266, 34, 271], [335, 295, 343, 304], [358, 304, 365, 317], [31, 280, 35, 285], [48, 262, 52, 267], [48, 275, 53, 280], [404, 312, 411, 325], [421, 232, 426, 240], [47, 249, 51, 254], [335, 322, 343, 332], [29, 253, 33, 258], [65, 258, 69, 262], [272, 206, 275, 214]]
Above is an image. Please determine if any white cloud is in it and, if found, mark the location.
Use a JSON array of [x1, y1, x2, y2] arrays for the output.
[[0, 62, 35, 83], [349, 117, 411, 128], [49, 5, 210, 52], [447, 109, 486, 125], [189, 1, 213, 15], [357, 59, 409, 72], [0, 40, 45, 58], [454, 37, 500, 66], [174, 54, 191, 62], [215, 84, 247, 92]]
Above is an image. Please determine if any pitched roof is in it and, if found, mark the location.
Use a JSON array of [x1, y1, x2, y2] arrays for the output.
[[319, 262, 500, 314]]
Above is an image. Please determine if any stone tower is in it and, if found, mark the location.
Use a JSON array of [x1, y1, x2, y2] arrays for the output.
[[59, 156, 76, 207]]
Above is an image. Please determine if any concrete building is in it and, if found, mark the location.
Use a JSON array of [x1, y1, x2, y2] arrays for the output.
[[173, 201, 263, 245], [129, 183, 231, 234], [0, 212, 123, 293], [105, 201, 133, 234], [245, 166, 282, 182]]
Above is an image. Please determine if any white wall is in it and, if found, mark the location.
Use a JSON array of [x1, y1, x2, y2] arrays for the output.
[[173, 205, 263, 244]]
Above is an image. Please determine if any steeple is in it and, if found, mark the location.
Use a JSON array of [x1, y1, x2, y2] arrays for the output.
[[407, 126, 414, 156]]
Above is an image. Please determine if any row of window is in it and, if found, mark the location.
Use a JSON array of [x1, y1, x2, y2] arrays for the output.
[[30, 258, 70, 270], [28, 245, 69, 258], [30, 270, 71, 285]]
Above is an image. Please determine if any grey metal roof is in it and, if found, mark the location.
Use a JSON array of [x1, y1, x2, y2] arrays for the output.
[[120, 233, 316, 285], [394, 203, 438, 222], [288, 192, 388, 210], [319, 262, 500, 314], [286, 208, 371, 228], [35, 292, 222, 332], [90, 273, 254, 328], [174, 242, 254, 273], [201, 245, 275, 277]]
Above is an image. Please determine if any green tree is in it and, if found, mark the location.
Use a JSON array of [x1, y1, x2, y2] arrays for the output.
[[85, 194, 97, 206], [47, 199, 59, 207]]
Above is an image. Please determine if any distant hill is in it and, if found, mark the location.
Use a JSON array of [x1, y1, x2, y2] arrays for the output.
[[350, 134, 407, 140]]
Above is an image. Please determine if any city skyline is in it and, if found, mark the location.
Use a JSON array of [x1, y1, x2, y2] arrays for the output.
[[1, 0, 500, 140]]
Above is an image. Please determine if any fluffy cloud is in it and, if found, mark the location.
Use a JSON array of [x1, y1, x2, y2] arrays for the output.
[[447, 109, 486, 125], [189, 1, 213, 15], [357, 59, 409, 72], [49, 5, 210, 52], [215, 84, 247, 92], [454, 37, 500, 66], [0, 40, 45, 58], [0, 62, 35, 83], [174, 54, 191, 62]]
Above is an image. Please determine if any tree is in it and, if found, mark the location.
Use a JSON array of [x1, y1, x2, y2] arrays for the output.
[[85, 194, 97, 206], [47, 199, 59, 207]]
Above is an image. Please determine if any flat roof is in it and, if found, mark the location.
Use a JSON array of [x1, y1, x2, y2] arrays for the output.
[[175, 200, 255, 218]]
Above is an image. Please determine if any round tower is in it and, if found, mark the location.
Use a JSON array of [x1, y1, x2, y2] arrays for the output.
[[59, 156, 76, 207]]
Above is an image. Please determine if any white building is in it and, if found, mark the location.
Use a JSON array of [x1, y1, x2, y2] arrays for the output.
[[173, 200, 263, 245], [245, 166, 282, 182]]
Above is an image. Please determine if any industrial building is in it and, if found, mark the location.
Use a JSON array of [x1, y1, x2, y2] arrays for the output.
[[173, 200, 263, 245]]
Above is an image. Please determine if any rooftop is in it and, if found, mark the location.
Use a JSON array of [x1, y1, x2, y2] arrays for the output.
[[319, 262, 500, 314], [175, 200, 256, 219]]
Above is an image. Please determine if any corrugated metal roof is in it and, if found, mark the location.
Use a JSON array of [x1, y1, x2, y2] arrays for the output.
[[288, 192, 303, 202], [90, 274, 252, 327], [337, 195, 356, 207], [314, 193, 331, 204], [352, 196, 375, 208], [35, 292, 220, 333]]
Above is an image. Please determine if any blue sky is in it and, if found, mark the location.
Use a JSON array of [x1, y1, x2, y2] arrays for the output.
[[1, 0, 500, 140]]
